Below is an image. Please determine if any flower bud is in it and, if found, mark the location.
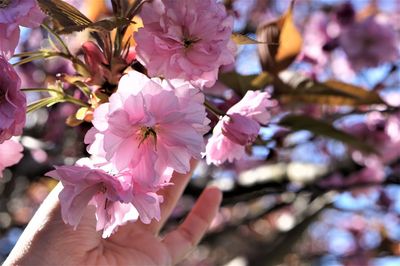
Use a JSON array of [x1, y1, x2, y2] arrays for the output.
[[221, 113, 260, 145], [82, 41, 108, 80]]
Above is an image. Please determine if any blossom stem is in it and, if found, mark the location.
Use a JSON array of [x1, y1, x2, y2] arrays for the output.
[[41, 24, 72, 56], [204, 99, 225, 118]]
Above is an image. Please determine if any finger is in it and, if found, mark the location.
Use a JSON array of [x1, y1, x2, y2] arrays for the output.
[[5, 183, 64, 265], [161, 187, 222, 265], [136, 160, 198, 234]]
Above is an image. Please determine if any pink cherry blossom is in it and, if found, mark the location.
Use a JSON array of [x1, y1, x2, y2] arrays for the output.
[[47, 156, 169, 238], [0, 0, 45, 57], [94, 200, 139, 238], [344, 161, 385, 186], [221, 113, 260, 145], [130, 186, 163, 224], [343, 112, 400, 166], [0, 55, 26, 143], [300, 12, 334, 69], [46, 163, 130, 230], [339, 17, 398, 70], [227, 90, 275, 124], [335, 2, 355, 26], [205, 91, 274, 165], [135, 0, 235, 87], [205, 122, 247, 165], [0, 24, 19, 59], [86, 70, 209, 186], [0, 138, 23, 177], [80, 157, 166, 232]]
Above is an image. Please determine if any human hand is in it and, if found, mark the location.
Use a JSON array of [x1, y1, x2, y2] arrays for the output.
[[5, 163, 222, 266]]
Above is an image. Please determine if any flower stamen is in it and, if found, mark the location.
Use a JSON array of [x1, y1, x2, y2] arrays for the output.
[[99, 183, 107, 193], [0, 90, 5, 103], [138, 126, 157, 149], [0, 0, 11, 8], [182, 37, 201, 48]]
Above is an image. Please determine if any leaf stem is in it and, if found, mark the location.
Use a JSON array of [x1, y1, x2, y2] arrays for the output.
[[41, 24, 72, 55], [64, 95, 90, 107], [21, 88, 64, 95], [23, 88, 89, 108]]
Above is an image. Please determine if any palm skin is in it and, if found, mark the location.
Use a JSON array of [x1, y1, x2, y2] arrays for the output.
[[5, 164, 222, 266]]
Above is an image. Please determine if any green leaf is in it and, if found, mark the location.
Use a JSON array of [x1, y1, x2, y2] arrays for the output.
[[231, 33, 280, 45], [65, 114, 84, 127], [27, 96, 64, 113], [12, 51, 48, 58], [47, 81, 64, 97], [277, 73, 384, 106], [12, 50, 69, 66], [57, 17, 131, 34], [56, 74, 90, 96], [12, 53, 50, 66], [218, 72, 272, 95], [75, 107, 89, 120], [24, 82, 88, 113], [231, 33, 262, 45], [323, 80, 383, 104], [279, 114, 376, 153], [21, 88, 64, 95], [37, 0, 92, 34]]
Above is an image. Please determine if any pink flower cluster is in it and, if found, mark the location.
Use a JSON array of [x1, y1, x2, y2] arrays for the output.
[[0, 0, 33, 172], [300, 3, 398, 73], [343, 112, 400, 166], [86, 71, 209, 179], [47, 157, 164, 238], [46, 0, 237, 237], [49, 70, 210, 236], [0, 0, 44, 58], [206, 91, 275, 165], [320, 111, 400, 195], [135, 0, 235, 88], [300, 12, 338, 70], [339, 17, 398, 70], [45, 0, 274, 237]]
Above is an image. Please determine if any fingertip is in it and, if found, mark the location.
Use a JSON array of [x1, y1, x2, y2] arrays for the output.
[[203, 186, 222, 206]]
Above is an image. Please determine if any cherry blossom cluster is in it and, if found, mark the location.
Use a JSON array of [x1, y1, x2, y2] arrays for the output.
[[0, 0, 274, 237], [0, 0, 44, 179], [301, 2, 398, 74], [0, 0, 44, 58], [0, 0, 400, 237]]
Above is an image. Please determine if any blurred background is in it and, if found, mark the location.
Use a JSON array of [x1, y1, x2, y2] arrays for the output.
[[1, 0, 400, 265]]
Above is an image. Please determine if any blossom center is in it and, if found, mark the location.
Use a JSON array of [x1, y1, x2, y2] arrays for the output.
[[182, 36, 200, 48], [0, 90, 5, 103], [137, 126, 157, 147], [363, 37, 375, 48], [99, 183, 107, 193], [0, 0, 11, 8]]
